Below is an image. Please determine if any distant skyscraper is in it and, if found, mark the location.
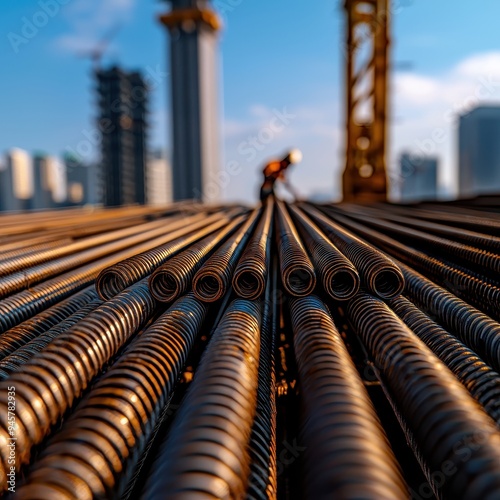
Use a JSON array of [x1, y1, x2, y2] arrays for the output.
[[399, 153, 438, 202], [0, 158, 18, 212], [65, 154, 95, 206], [1, 149, 33, 211], [160, 0, 221, 202], [32, 153, 55, 210], [459, 106, 500, 197], [148, 150, 173, 206], [96, 66, 148, 207]]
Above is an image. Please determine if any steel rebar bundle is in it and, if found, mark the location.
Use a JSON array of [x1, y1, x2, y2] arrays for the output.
[[325, 211, 500, 320], [142, 299, 262, 499], [16, 293, 208, 499], [232, 197, 274, 300], [149, 215, 246, 303], [275, 200, 317, 297], [0, 279, 157, 480], [330, 205, 500, 275], [96, 212, 236, 300], [347, 293, 500, 499], [2, 200, 500, 499], [288, 205, 360, 300], [389, 296, 500, 425], [290, 294, 408, 499], [192, 209, 261, 302], [301, 204, 405, 299]]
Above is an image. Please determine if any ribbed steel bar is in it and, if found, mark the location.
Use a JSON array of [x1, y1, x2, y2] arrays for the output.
[[149, 215, 246, 303], [232, 197, 274, 300], [290, 294, 408, 499], [16, 293, 208, 499], [347, 293, 500, 499], [142, 299, 262, 499], [329, 205, 500, 275], [0, 204, 173, 237], [0, 299, 103, 380], [301, 204, 404, 299], [389, 296, 500, 425], [0, 279, 157, 490], [95, 211, 237, 300], [246, 267, 277, 499], [0, 216, 190, 277], [0, 229, 189, 334], [396, 261, 500, 374], [0, 286, 98, 359], [341, 203, 500, 253], [275, 200, 316, 297], [192, 209, 261, 302], [0, 212, 232, 300], [326, 211, 500, 320], [0, 238, 74, 264], [288, 204, 360, 300]]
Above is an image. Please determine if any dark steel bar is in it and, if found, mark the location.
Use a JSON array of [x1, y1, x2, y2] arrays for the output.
[[288, 204, 360, 300], [232, 197, 274, 300], [142, 299, 262, 499], [275, 200, 316, 297], [301, 204, 404, 299], [16, 293, 208, 499], [291, 294, 408, 499], [347, 293, 500, 499], [192, 208, 261, 302]]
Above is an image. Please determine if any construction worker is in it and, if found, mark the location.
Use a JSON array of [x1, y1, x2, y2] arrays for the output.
[[259, 149, 303, 202]]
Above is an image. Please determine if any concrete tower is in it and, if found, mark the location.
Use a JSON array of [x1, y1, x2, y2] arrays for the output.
[[159, 0, 221, 202]]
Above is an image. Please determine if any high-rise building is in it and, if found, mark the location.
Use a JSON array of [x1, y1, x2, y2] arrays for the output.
[[96, 66, 148, 207], [159, 0, 221, 202], [147, 150, 173, 206], [32, 153, 56, 210], [1, 149, 33, 212], [459, 106, 500, 198], [0, 158, 17, 212], [64, 154, 96, 206], [398, 153, 438, 202]]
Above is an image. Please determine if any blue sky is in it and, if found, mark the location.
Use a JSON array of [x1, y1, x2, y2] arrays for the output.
[[2, 0, 500, 202]]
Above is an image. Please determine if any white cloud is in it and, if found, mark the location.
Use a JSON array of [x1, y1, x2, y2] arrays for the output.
[[52, 0, 136, 53]]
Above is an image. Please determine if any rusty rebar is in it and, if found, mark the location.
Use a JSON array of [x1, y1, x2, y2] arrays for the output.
[[291, 294, 408, 499], [301, 204, 404, 299], [347, 293, 500, 499], [275, 200, 316, 297], [288, 204, 360, 300], [232, 197, 274, 300], [142, 299, 262, 499], [149, 216, 247, 303], [192, 209, 261, 302]]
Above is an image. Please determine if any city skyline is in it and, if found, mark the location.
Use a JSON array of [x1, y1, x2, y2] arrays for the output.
[[3, 1, 500, 202]]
